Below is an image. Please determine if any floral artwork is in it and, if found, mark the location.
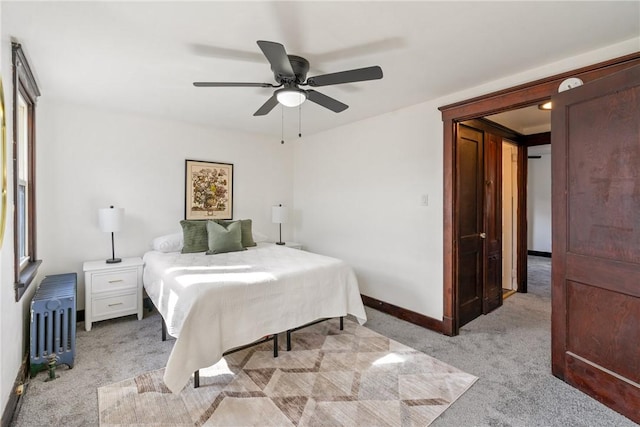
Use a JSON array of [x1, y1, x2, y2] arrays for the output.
[[185, 160, 233, 220]]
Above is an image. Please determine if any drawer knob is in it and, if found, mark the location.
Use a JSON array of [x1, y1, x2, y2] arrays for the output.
[[108, 279, 124, 283], [108, 302, 124, 307]]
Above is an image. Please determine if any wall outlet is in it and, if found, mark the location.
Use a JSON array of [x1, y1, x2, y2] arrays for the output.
[[421, 194, 429, 206]]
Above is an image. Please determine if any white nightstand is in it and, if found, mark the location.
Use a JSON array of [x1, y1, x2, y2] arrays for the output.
[[83, 257, 144, 331]]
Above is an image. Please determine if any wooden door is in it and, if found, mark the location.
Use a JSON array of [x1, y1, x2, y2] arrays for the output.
[[551, 64, 640, 423], [456, 124, 503, 327], [456, 124, 484, 327], [483, 133, 502, 313]]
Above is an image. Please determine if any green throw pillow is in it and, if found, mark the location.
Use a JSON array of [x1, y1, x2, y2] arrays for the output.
[[215, 219, 257, 247], [180, 220, 208, 253], [206, 220, 245, 254]]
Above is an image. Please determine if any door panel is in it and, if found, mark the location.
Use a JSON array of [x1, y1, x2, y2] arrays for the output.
[[566, 89, 640, 263], [552, 64, 640, 423], [566, 281, 640, 383], [483, 133, 502, 313], [457, 125, 484, 327]]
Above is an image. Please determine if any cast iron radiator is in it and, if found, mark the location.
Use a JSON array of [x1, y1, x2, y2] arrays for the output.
[[30, 273, 77, 376]]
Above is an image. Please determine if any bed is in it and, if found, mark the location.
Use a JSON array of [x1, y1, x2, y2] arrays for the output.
[[143, 242, 367, 393]]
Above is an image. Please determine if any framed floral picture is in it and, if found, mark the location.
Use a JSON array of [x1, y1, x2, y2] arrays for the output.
[[185, 159, 233, 220]]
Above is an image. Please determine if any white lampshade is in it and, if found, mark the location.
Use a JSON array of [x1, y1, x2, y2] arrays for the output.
[[276, 88, 306, 107], [272, 205, 289, 224], [98, 206, 124, 233]]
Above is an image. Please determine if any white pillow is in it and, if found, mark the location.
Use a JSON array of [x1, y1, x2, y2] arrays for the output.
[[252, 230, 269, 243], [151, 232, 183, 253]]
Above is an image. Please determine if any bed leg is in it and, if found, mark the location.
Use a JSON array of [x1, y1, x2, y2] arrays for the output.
[[161, 319, 167, 342], [340, 316, 344, 330], [273, 334, 278, 358], [194, 370, 200, 388], [286, 330, 292, 351]]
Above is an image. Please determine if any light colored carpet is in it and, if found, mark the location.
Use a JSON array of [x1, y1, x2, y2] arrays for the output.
[[97, 318, 477, 426]]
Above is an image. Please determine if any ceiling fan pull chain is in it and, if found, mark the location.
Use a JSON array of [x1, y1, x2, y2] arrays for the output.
[[298, 104, 302, 138], [281, 105, 285, 144]]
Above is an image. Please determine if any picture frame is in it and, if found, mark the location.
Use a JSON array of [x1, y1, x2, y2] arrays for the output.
[[185, 159, 233, 220]]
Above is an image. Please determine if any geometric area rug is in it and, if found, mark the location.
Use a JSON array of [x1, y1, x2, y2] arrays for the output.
[[98, 318, 477, 426]]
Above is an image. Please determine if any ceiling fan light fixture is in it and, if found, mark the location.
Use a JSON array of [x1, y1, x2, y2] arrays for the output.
[[276, 88, 307, 107]]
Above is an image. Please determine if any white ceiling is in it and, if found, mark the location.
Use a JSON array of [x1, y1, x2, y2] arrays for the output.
[[3, 1, 639, 138], [486, 105, 551, 135]]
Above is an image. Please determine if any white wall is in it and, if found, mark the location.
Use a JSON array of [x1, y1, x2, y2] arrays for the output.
[[293, 103, 443, 317], [527, 145, 552, 253], [293, 38, 639, 321], [36, 100, 294, 309]]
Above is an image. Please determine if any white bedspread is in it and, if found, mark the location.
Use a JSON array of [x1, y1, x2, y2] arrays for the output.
[[143, 243, 367, 393]]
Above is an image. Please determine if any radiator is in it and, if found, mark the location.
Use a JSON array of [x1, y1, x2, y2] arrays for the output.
[[30, 273, 77, 377]]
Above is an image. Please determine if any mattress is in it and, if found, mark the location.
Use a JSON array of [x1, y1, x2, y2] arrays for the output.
[[143, 243, 367, 393]]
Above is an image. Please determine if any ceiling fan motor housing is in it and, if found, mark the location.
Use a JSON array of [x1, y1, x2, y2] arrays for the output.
[[274, 55, 309, 84]]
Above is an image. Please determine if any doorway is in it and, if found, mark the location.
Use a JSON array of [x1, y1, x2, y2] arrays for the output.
[[438, 52, 640, 337], [454, 118, 523, 328]]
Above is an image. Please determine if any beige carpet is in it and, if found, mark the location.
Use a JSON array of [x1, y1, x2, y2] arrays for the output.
[[98, 319, 477, 426]]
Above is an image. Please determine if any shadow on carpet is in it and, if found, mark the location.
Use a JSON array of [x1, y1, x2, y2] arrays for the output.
[[98, 318, 477, 426]]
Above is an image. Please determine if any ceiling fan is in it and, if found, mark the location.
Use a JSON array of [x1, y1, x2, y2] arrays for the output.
[[193, 40, 383, 116]]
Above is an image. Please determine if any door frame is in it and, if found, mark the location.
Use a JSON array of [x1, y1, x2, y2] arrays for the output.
[[438, 51, 640, 336], [502, 140, 519, 292]]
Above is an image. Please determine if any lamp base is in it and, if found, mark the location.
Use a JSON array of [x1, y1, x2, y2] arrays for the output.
[[106, 258, 122, 264], [276, 242, 285, 245]]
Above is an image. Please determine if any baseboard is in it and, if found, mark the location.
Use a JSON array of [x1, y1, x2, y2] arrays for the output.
[[361, 294, 443, 334], [528, 250, 551, 258], [1, 356, 28, 427]]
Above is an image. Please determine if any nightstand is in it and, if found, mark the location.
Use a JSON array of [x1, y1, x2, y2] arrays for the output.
[[83, 257, 144, 331]]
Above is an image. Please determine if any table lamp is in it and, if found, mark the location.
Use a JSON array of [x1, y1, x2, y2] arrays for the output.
[[271, 204, 288, 245], [99, 205, 124, 263]]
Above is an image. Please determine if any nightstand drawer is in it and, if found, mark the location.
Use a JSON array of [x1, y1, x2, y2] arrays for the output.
[[91, 269, 137, 293], [92, 292, 137, 318]]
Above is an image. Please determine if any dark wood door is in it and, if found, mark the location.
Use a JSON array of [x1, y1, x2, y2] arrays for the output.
[[483, 133, 502, 313], [457, 124, 484, 327], [551, 64, 640, 423]]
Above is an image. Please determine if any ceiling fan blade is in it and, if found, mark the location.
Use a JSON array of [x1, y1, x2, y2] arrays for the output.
[[306, 90, 348, 113], [193, 82, 275, 88], [306, 66, 383, 87], [253, 95, 279, 116], [257, 40, 295, 78]]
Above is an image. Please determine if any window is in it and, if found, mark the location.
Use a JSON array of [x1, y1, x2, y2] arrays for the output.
[[12, 43, 41, 301], [17, 93, 28, 266]]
